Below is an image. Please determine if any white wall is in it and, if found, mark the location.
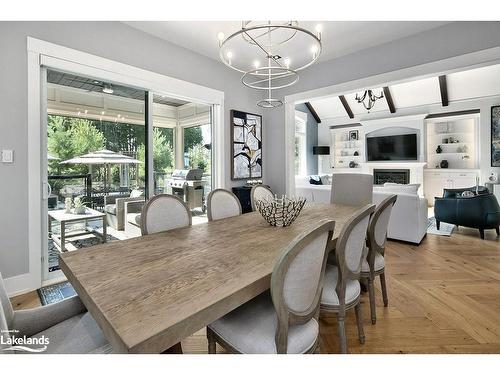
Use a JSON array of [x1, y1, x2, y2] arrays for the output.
[[0, 22, 264, 280]]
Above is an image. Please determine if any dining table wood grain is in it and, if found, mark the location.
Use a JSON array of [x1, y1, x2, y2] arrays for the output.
[[59, 202, 361, 353]]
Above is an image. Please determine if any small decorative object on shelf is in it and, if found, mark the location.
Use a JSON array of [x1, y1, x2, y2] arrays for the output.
[[440, 160, 449, 169], [65, 197, 72, 213], [436, 145, 442, 154], [349, 161, 358, 168], [73, 197, 86, 215], [255, 195, 306, 227], [349, 130, 359, 140], [353, 151, 359, 156]]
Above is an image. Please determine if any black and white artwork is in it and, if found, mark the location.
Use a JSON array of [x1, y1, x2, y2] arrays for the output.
[[492, 106, 500, 167], [349, 130, 359, 140], [231, 110, 262, 180]]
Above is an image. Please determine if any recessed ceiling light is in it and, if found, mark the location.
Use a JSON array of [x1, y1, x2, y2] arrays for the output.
[[217, 32, 225, 41], [102, 84, 114, 94]]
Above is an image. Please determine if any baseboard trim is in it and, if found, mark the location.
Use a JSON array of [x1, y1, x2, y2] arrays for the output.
[[4, 273, 38, 297]]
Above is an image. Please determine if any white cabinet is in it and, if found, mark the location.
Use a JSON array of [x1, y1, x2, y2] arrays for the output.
[[424, 170, 479, 206]]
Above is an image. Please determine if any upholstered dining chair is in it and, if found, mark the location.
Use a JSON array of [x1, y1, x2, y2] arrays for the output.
[[250, 185, 274, 211], [361, 194, 397, 325], [207, 189, 242, 221], [206, 220, 335, 354], [330, 173, 373, 206], [140, 194, 192, 235], [0, 273, 111, 354], [320, 203, 376, 354]]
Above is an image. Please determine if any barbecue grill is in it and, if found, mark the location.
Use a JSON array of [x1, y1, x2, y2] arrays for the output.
[[165, 169, 207, 211]]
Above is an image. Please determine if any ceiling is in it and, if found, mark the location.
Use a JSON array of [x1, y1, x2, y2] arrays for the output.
[[124, 21, 449, 64], [308, 63, 500, 121]]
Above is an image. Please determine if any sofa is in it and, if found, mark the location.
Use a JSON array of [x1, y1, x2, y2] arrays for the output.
[[124, 200, 145, 237], [104, 189, 144, 231], [295, 175, 428, 244], [434, 187, 500, 239]]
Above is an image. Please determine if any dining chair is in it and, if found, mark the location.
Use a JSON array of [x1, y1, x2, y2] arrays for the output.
[[361, 194, 397, 324], [320, 203, 376, 354], [206, 219, 335, 354], [330, 173, 373, 206], [140, 194, 192, 235], [0, 273, 111, 354], [250, 185, 274, 211], [207, 189, 242, 221]]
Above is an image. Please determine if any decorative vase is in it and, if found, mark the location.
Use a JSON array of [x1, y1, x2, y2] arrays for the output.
[[255, 195, 306, 227], [440, 160, 449, 169], [436, 145, 442, 154], [349, 161, 357, 168]]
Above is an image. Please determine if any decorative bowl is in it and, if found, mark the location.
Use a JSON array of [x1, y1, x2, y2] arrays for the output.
[[255, 195, 306, 227]]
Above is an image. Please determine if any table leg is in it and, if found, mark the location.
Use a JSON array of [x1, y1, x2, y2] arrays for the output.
[[60, 221, 66, 252], [102, 216, 107, 243]]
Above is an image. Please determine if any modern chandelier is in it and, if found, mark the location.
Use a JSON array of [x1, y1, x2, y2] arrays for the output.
[[218, 21, 323, 108], [355, 89, 384, 112]]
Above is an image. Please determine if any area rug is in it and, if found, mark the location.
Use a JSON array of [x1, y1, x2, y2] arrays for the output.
[[427, 216, 455, 236], [37, 282, 77, 305]]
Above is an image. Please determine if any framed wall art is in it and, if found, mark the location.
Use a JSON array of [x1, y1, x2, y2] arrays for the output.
[[231, 110, 262, 180], [492, 106, 500, 167]]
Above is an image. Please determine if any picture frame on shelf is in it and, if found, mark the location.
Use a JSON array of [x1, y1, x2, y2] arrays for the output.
[[492, 106, 500, 167], [349, 130, 359, 141]]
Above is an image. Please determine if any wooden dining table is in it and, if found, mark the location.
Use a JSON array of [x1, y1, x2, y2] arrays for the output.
[[59, 202, 360, 353]]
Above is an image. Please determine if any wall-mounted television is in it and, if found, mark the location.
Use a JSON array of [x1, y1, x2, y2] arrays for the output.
[[366, 134, 418, 161]]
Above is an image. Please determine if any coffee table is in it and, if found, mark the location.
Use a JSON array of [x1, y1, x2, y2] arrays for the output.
[[48, 208, 107, 252]]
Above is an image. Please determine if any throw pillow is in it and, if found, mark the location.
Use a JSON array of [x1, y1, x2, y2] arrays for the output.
[[309, 176, 323, 185], [320, 175, 331, 185], [130, 189, 144, 198], [383, 183, 420, 195]]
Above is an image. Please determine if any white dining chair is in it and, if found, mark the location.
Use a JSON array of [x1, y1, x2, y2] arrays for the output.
[[250, 185, 274, 211], [206, 220, 335, 354], [0, 273, 111, 354], [331, 173, 373, 206], [361, 194, 397, 324], [207, 189, 242, 221], [320, 203, 375, 354], [140, 194, 192, 235]]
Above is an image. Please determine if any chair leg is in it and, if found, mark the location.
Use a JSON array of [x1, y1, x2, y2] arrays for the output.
[[368, 277, 377, 324], [354, 303, 365, 345], [337, 310, 348, 354], [496, 227, 499, 236], [207, 328, 216, 354], [479, 228, 485, 239], [380, 273, 389, 307], [436, 220, 440, 230]]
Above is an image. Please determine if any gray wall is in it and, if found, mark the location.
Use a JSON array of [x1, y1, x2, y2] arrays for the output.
[[0, 21, 264, 279], [264, 22, 500, 194], [295, 103, 318, 175]]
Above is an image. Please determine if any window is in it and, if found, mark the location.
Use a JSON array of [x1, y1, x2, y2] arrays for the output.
[[295, 115, 307, 176]]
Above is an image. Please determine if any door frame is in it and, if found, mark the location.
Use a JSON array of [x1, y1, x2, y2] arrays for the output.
[[22, 37, 225, 294]]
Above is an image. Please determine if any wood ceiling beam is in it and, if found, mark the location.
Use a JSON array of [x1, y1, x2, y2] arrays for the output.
[[305, 102, 321, 123], [439, 75, 449, 107], [383, 86, 396, 113], [338, 95, 354, 119]]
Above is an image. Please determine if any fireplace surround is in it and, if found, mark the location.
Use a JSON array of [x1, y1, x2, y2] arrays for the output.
[[373, 169, 410, 185]]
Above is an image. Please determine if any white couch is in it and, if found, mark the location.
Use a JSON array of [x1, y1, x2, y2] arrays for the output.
[[295, 176, 428, 244]]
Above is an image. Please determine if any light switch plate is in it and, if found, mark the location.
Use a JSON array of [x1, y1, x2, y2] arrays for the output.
[[1, 149, 14, 163]]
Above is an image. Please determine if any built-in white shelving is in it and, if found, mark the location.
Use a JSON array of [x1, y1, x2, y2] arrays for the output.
[[330, 127, 365, 169]]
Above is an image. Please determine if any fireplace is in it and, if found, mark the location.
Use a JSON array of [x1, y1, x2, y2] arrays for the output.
[[373, 169, 410, 185]]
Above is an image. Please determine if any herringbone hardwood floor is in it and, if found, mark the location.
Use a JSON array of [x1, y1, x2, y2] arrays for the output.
[[11, 226, 500, 353]]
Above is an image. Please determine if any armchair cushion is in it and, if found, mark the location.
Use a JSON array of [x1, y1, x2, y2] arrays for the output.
[[30, 311, 111, 354], [208, 291, 318, 354], [11, 295, 86, 338], [104, 204, 117, 215]]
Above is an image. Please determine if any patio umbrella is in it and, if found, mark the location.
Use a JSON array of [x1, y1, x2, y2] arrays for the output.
[[60, 149, 142, 191]]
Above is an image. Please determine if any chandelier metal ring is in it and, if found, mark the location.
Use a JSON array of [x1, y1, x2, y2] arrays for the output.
[[240, 21, 299, 47], [242, 67, 299, 90], [219, 24, 322, 74], [257, 98, 284, 108]]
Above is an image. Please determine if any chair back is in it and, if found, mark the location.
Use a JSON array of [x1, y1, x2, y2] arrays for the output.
[[250, 185, 274, 211], [0, 273, 14, 351], [335, 204, 375, 299], [331, 173, 373, 206], [140, 194, 191, 235], [369, 194, 397, 253], [207, 189, 242, 221], [270, 220, 335, 353]]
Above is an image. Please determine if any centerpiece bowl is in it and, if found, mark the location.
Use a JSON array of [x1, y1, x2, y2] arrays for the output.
[[255, 195, 306, 227]]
